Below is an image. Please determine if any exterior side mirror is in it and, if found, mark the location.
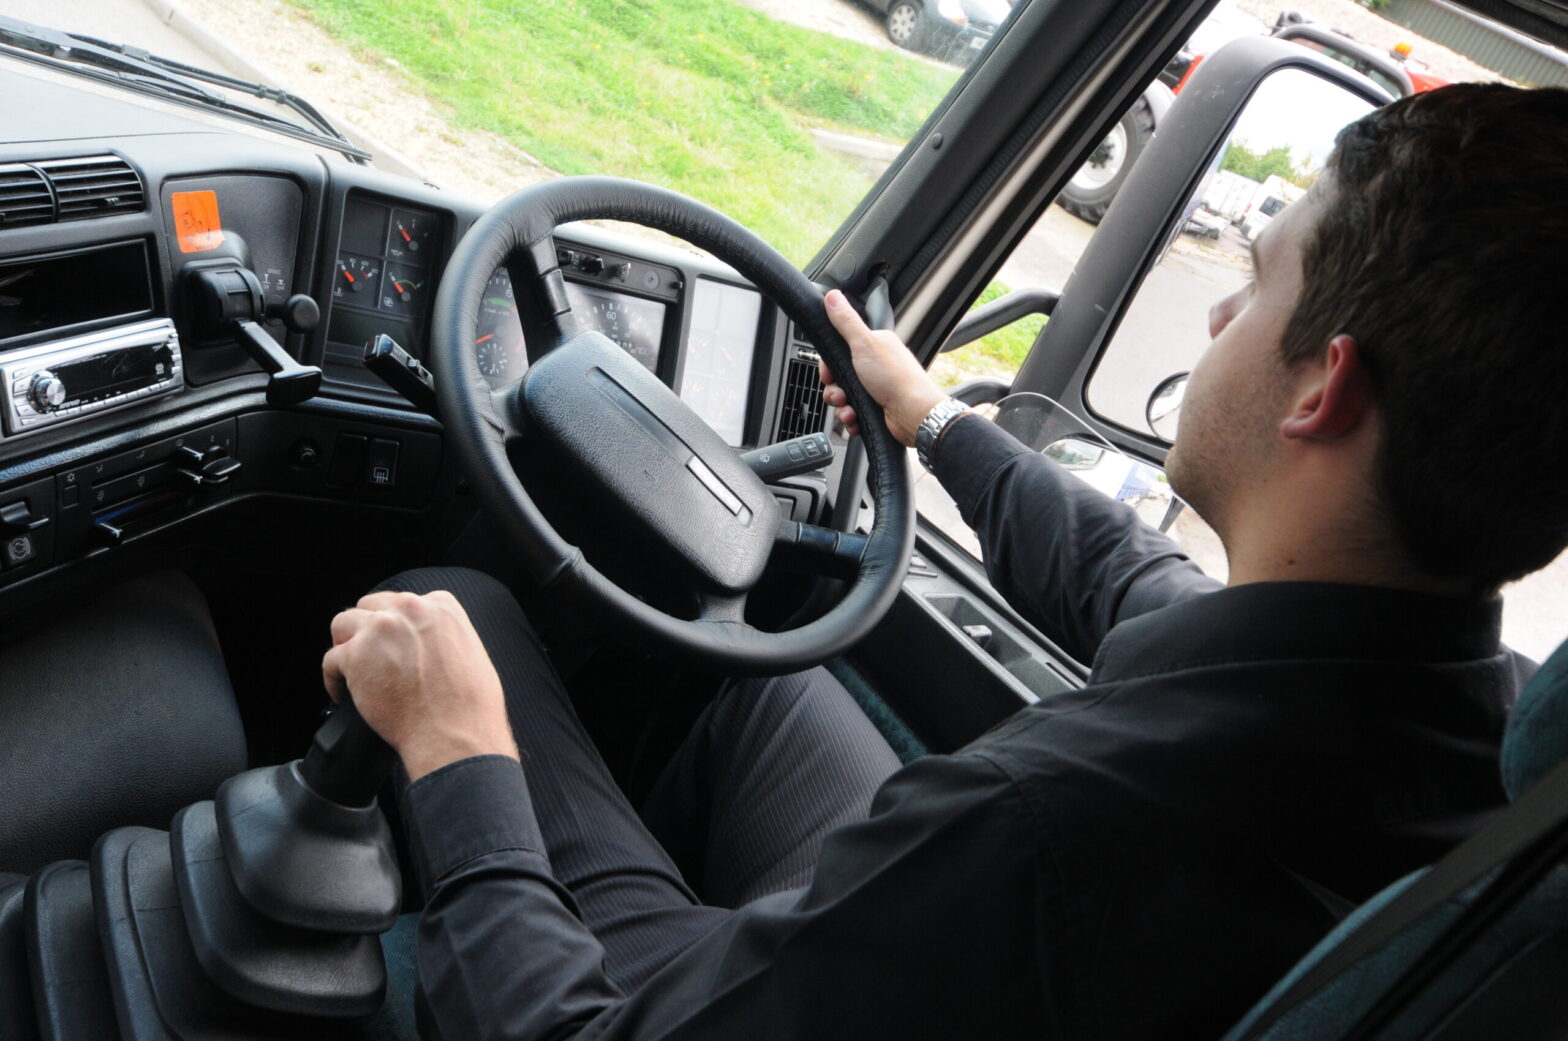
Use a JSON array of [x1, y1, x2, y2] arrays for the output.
[[1146, 372, 1188, 441]]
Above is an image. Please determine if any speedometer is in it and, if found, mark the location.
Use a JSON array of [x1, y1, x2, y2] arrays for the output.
[[475, 269, 526, 388], [564, 284, 665, 373]]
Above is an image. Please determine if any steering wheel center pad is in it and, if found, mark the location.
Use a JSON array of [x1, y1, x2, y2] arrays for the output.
[[522, 329, 778, 595], [431, 176, 912, 673]]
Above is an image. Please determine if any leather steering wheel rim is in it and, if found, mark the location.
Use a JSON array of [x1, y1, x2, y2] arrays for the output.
[[430, 176, 913, 674]]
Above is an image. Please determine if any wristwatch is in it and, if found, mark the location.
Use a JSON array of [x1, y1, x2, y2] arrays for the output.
[[915, 397, 972, 472]]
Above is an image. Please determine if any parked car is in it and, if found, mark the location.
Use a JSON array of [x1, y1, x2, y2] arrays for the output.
[[1182, 207, 1229, 240], [872, 0, 1013, 65]]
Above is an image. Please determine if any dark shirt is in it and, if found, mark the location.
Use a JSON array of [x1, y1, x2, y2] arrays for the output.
[[405, 416, 1514, 1040]]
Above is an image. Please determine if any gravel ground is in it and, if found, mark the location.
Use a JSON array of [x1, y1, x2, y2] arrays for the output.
[[175, 0, 557, 201]]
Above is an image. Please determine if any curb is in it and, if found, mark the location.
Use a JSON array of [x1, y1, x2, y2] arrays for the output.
[[135, 0, 429, 181], [808, 127, 903, 163]]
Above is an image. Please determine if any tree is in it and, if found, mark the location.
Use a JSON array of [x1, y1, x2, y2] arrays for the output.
[[1220, 142, 1319, 189]]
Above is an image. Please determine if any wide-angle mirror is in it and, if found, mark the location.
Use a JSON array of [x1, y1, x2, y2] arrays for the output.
[[1085, 68, 1377, 433], [991, 393, 1183, 531]]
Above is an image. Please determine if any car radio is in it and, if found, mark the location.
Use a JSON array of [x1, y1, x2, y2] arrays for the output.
[[1, 318, 183, 436]]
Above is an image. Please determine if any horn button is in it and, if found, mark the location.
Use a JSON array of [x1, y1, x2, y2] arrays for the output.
[[520, 331, 779, 595]]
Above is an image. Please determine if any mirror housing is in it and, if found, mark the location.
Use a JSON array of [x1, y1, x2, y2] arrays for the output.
[[1146, 371, 1188, 441]]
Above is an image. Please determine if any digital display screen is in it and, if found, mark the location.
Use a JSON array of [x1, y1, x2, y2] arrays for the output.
[[0, 242, 154, 343], [564, 283, 665, 373], [58, 344, 173, 401], [679, 279, 761, 445]]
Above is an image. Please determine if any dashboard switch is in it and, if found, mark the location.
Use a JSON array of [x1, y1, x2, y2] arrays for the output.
[[328, 433, 369, 488], [4, 531, 38, 567], [0, 500, 50, 532], [365, 439, 400, 488]]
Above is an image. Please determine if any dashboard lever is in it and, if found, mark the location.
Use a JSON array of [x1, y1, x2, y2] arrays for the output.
[[363, 334, 438, 415], [186, 266, 324, 406], [741, 433, 834, 483], [232, 319, 323, 406]]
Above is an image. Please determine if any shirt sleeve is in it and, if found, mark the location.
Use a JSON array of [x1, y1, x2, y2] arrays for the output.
[[405, 750, 1061, 1041], [931, 414, 1220, 663], [404, 754, 622, 1040]]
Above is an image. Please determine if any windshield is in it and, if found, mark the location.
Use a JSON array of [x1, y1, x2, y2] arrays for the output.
[[286, 0, 985, 263]]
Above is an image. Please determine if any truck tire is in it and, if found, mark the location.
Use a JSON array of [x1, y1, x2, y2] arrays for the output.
[[1058, 96, 1156, 225]]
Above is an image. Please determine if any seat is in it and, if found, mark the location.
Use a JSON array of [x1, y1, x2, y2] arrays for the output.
[[1222, 635, 1568, 1041], [0, 570, 248, 875]]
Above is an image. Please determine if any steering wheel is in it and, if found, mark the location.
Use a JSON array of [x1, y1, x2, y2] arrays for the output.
[[429, 177, 913, 674]]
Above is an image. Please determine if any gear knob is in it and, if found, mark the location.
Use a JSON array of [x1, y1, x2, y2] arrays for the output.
[[298, 697, 399, 808]]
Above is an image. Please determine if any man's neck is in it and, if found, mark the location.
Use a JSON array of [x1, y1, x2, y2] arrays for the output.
[[1218, 495, 1473, 598]]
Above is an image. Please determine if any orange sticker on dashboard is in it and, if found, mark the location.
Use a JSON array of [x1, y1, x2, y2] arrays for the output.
[[170, 190, 225, 253]]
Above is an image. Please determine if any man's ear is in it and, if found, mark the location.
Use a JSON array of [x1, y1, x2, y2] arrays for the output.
[[1280, 335, 1372, 441]]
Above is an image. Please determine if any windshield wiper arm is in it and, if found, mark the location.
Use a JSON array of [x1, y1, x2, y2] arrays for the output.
[[0, 16, 370, 163]]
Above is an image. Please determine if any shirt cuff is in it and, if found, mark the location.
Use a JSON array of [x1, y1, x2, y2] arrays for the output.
[[404, 754, 548, 883], [931, 414, 1035, 519]]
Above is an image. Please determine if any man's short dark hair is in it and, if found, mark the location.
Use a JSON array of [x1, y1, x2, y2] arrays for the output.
[[1280, 83, 1568, 594]]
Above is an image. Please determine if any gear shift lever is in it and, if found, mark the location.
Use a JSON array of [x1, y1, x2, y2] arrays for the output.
[[299, 696, 401, 808], [215, 696, 402, 933]]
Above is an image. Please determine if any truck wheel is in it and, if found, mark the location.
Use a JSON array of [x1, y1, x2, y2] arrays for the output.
[[886, 1, 926, 51], [1058, 97, 1156, 225]]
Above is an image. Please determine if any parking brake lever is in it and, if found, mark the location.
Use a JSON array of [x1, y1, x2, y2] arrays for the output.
[[187, 266, 323, 406]]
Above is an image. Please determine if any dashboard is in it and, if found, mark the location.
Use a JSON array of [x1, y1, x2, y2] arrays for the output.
[[315, 192, 801, 449], [0, 58, 835, 600]]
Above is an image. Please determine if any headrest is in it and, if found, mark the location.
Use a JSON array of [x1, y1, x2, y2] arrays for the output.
[[1501, 637, 1568, 801]]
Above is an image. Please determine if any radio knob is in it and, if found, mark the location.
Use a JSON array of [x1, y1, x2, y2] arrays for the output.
[[27, 372, 66, 413]]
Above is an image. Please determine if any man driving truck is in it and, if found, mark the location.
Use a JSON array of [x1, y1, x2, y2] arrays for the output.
[[323, 83, 1568, 1039]]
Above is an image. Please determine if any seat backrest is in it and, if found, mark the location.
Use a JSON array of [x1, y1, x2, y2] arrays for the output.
[[1220, 636, 1568, 1041]]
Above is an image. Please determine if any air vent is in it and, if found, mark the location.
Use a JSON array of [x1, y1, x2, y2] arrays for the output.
[[0, 163, 54, 229], [777, 355, 830, 441], [0, 156, 144, 229], [37, 156, 144, 221]]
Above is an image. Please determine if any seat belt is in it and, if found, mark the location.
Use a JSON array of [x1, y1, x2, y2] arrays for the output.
[[1238, 754, 1568, 1040]]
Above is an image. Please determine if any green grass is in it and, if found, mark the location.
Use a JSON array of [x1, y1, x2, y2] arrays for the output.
[[287, 0, 958, 264], [966, 280, 1046, 369]]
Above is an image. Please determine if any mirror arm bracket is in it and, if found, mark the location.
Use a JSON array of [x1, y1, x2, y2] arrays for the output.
[[941, 286, 1060, 353]]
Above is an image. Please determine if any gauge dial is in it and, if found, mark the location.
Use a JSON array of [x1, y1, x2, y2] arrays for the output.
[[475, 268, 526, 387], [381, 263, 426, 316], [334, 254, 380, 300], [565, 283, 663, 373], [387, 210, 437, 264]]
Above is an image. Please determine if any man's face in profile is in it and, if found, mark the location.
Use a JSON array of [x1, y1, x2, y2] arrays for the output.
[[1164, 183, 1333, 539]]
